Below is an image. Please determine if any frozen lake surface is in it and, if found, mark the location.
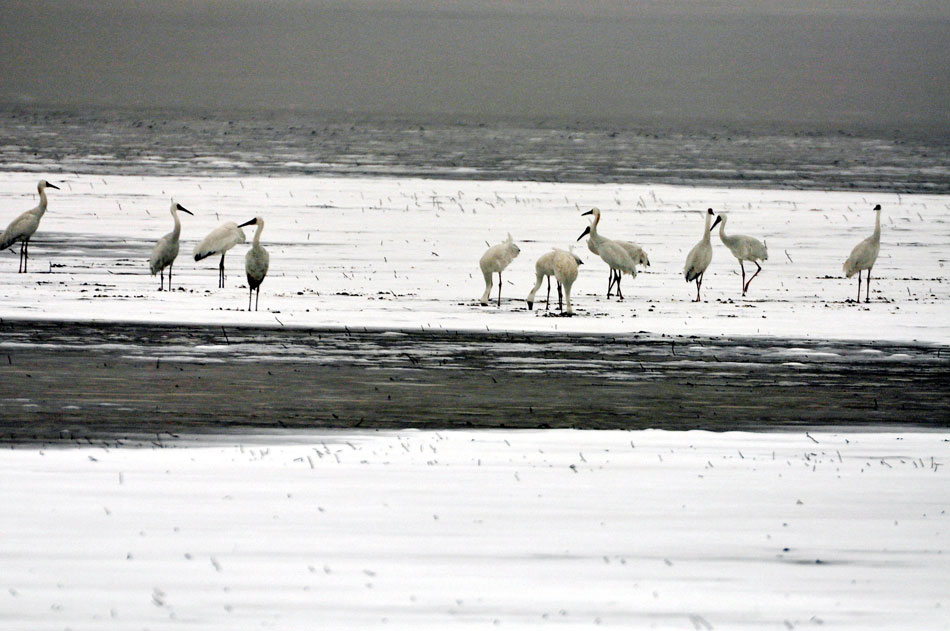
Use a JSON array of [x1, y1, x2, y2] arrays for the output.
[[0, 172, 948, 344], [1, 429, 947, 630]]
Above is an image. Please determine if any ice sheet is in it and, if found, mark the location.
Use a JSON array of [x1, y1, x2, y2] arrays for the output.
[[0, 172, 947, 344], [1, 429, 947, 630]]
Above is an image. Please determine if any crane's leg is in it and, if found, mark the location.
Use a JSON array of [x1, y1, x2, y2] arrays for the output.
[[219, 254, 226, 288], [545, 276, 551, 310], [256, 287, 261, 311], [557, 281, 563, 312], [856, 271, 862, 303], [479, 269, 493, 305], [159, 268, 164, 291], [866, 268, 872, 303], [694, 273, 703, 302], [21, 241, 27, 273], [497, 272, 502, 307], [563, 280, 573, 314], [616, 273, 624, 300], [248, 287, 253, 311], [17, 242, 24, 273], [606, 271, 614, 298], [168, 263, 173, 290], [744, 262, 762, 295], [740, 260, 746, 296]]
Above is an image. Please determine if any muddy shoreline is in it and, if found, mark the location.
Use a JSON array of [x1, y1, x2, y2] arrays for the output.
[[1, 320, 947, 444]]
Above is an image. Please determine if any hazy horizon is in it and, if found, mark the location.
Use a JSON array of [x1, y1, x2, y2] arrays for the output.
[[2, 1, 948, 131]]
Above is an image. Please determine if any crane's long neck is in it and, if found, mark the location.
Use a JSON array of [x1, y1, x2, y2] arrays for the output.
[[871, 209, 881, 243], [589, 212, 601, 241], [36, 184, 49, 217], [718, 219, 736, 247], [253, 222, 264, 246], [702, 212, 712, 242], [171, 208, 182, 239]]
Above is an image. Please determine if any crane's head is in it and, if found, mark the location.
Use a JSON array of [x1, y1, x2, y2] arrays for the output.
[[581, 207, 600, 218], [238, 217, 260, 228], [577, 225, 591, 241], [39, 180, 59, 191], [873, 204, 881, 211], [175, 202, 194, 216], [709, 211, 722, 232]]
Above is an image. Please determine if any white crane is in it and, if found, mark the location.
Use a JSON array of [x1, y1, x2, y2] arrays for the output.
[[577, 208, 649, 297], [479, 233, 520, 306], [843, 204, 882, 303], [717, 212, 768, 296], [0, 179, 60, 272], [526, 248, 583, 314], [583, 223, 650, 296], [149, 200, 193, 290], [684, 209, 722, 302], [241, 217, 269, 311], [193, 220, 248, 288], [577, 208, 638, 300]]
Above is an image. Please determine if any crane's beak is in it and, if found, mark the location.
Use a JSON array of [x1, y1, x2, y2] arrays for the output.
[[710, 215, 722, 232], [177, 204, 194, 215], [46, 182, 60, 190], [581, 209, 593, 216], [577, 226, 591, 241], [238, 218, 258, 228]]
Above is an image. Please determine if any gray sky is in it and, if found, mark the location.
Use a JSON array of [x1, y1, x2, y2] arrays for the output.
[[2, 0, 948, 129]]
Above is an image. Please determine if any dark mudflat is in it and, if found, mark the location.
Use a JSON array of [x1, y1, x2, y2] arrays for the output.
[[0, 320, 947, 444]]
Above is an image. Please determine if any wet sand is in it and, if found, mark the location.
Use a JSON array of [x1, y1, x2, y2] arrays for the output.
[[1, 320, 947, 443]]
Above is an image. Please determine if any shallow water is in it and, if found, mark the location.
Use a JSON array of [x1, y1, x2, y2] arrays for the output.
[[3, 106, 949, 193], [1, 321, 946, 443]]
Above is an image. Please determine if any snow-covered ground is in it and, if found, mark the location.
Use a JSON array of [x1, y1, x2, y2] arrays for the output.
[[2, 429, 947, 630], [0, 172, 947, 344]]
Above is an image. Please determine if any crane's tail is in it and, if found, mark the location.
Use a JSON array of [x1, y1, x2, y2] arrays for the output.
[[194, 249, 216, 262], [0, 232, 15, 251]]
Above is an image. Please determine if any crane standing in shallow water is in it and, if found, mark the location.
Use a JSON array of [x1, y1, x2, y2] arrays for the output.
[[194, 220, 248, 288], [479, 233, 520, 307], [526, 248, 583, 314], [0, 180, 60, 273], [684, 209, 722, 302], [149, 201, 193, 290], [843, 204, 882, 303], [241, 217, 269, 311], [717, 213, 768, 297]]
